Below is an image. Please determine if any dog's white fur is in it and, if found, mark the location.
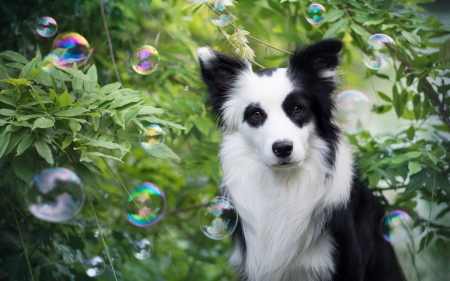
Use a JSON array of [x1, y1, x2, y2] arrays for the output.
[[199, 47, 355, 280]]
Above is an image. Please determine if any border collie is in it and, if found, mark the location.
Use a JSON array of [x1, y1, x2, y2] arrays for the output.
[[197, 39, 405, 281]]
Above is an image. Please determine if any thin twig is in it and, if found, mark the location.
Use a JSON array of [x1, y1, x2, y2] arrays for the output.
[[12, 204, 34, 281], [99, 0, 123, 86], [167, 204, 202, 216]]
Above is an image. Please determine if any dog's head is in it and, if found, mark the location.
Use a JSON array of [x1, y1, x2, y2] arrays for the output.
[[198, 39, 342, 169]]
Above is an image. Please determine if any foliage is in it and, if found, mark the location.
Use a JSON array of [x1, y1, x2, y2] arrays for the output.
[[0, 0, 449, 280]]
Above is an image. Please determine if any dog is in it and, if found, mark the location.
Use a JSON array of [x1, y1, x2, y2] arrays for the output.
[[197, 39, 405, 281]]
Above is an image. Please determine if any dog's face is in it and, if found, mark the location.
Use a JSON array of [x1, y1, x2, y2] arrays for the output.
[[198, 39, 343, 169]]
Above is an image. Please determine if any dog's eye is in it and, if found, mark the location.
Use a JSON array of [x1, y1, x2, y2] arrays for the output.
[[293, 106, 302, 114], [253, 111, 262, 119]]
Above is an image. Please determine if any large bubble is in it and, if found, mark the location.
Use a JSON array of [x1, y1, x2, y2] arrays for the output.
[[140, 124, 165, 151], [26, 168, 86, 223], [126, 182, 166, 227], [198, 196, 238, 240], [381, 210, 413, 243], [130, 45, 160, 75], [52, 32, 92, 68], [306, 4, 325, 24], [36, 16, 58, 38], [132, 238, 154, 260], [335, 90, 371, 135], [362, 34, 396, 70], [85, 256, 106, 277]]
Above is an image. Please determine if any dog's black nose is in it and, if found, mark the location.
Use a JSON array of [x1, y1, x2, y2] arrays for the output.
[[272, 141, 293, 157]]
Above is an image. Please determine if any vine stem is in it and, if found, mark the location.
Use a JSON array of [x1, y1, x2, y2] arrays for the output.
[[99, 0, 123, 86], [424, 170, 437, 248], [205, 3, 293, 56], [12, 203, 34, 281]]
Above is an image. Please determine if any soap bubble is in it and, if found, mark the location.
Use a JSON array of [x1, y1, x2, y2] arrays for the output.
[[36, 16, 57, 37], [132, 238, 154, 260], [306, 3, 325, 24], [198, 196, 238, 240], [362, 34, 396, 70], [85, 256, 105, 277], [381, 210, 413, 243], [214, 0, 234, 11], [130, 45, 160, 75], [52, 32, 92, 68], [26, 168, 86, 223], [335, 90, 371, 135], [140, 124, 165, 151], [126, 182, 166, 227], [211, 14, 233, 27], [184, 86, 189, 91]]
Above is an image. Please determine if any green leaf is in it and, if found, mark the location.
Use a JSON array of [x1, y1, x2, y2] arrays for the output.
[[406, 125, 415, 140], [54, 107, 88, 117], [144, 144, 180, 160], [350, 24, 371, 38], [16, 134, 33, 155], [69, 119, 82, 135], [4, 128, 29, 155], [12, 154, 33, 182], [61, 67, 93, 81], [101, 82, 122, 94], [377, 91, 392, 102], [408, 161, 422, 176], [91, 116, 100, 131], [401, 30, 421, 46], [19, 58, 37, 79], [363, 19, 384, 26], [35, 139, 54, 165], [323, 18, 348, 38], [427, 152, 438, 165], [0, 94, 17, 107], [0, 51, 29, 64], [0, 108, 17, 116], [0, 131, 11, 158], [32, 117, 55, 130], [194, 117, 210, 135], [418, 232, 434, 253], [58, 92, 73, 108], [85, 152, 124, 163], [82, 140, 130, 153], [61, 136, 73, 150], [319, 9, 345, 25], [138, 116, 185, 130], [138, 106, 164, 115], [86, 65, 98, 82]]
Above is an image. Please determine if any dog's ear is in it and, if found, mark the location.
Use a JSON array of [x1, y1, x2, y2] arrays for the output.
[[198, 47, 249, 124], [288, 39, 342, 80]]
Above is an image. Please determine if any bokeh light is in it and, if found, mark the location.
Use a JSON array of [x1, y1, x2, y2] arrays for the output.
[[362, 34, 396, 70], [85, 256, 105, 277], [126, 182, 166, 227], [130, 45, 160, 75], [140, 124, 165, 151], [381, 210, 413, 243], [306, 3, 325, 24], [36, 16, 57, 38], [26, 168, 86, 223], [198, 196, 238, 240], [52, 32, 92, 68], [335, 90, 371, 135], [132, 238, 154, 260]]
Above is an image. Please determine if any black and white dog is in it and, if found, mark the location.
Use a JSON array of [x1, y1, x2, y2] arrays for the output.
[[197, 39, 405, 281]]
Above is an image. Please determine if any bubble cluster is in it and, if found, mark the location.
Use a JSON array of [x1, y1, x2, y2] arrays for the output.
[[335, 90, 371, 135], [140, 124, 165, 150], [52, 32, 92, 68], [306, 3, 325, 24], [126, 182, 166, 227], [26, 168, 86, 223], [85, 256, 105, 277], [381, 210, 413, 243], [211, 14, 233, 27], [132, 238, 154, 260], [130, 45, 160, 75], [362, 34, 396, 70], [198, 196, 238, 240], [214, 0, 234, 11], [36, 16, 57, 38]]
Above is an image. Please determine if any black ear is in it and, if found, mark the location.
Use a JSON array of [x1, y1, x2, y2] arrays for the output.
[[288, 39, 342, 79], [198, 47, 249, 124]]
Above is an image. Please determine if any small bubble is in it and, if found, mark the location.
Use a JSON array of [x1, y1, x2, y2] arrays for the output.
[[361, 34, 396, 70], [335, 90, 371, 135], [306, 4, 325, 24], [198, 196, 239, 240], [36, 16, 57, 37], [130, 45, 160, 75], [132, 238, 154, 260], [126, 182, 166, 227], [184, 86, 189, 91], [381, 210, 413, 243], [140, 124, 165, 151], [94, 230, 100, 238], [211, 14, 233, 27], [85, 256, 105, 277]]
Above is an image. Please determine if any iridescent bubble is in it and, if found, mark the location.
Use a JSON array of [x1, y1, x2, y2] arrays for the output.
[[26, 168, 86, 223], [362, 34, 396, 70], [381, 210, 413, 243], [85, 256, 105, 277], [335, 90, 371, 135], [126, 182, 166, 227], [132, 238, 154, 260], [41, 54, 59, 73], [130, 45, 160, 75], [214, 0, 234, 11], [36, 16, 57, 38], [211, 14, 233, 27], [198, 196, 238, 240], [52, 32, 92, 68], [306, 3, 325, 24], [140, 124, 165, 150]]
